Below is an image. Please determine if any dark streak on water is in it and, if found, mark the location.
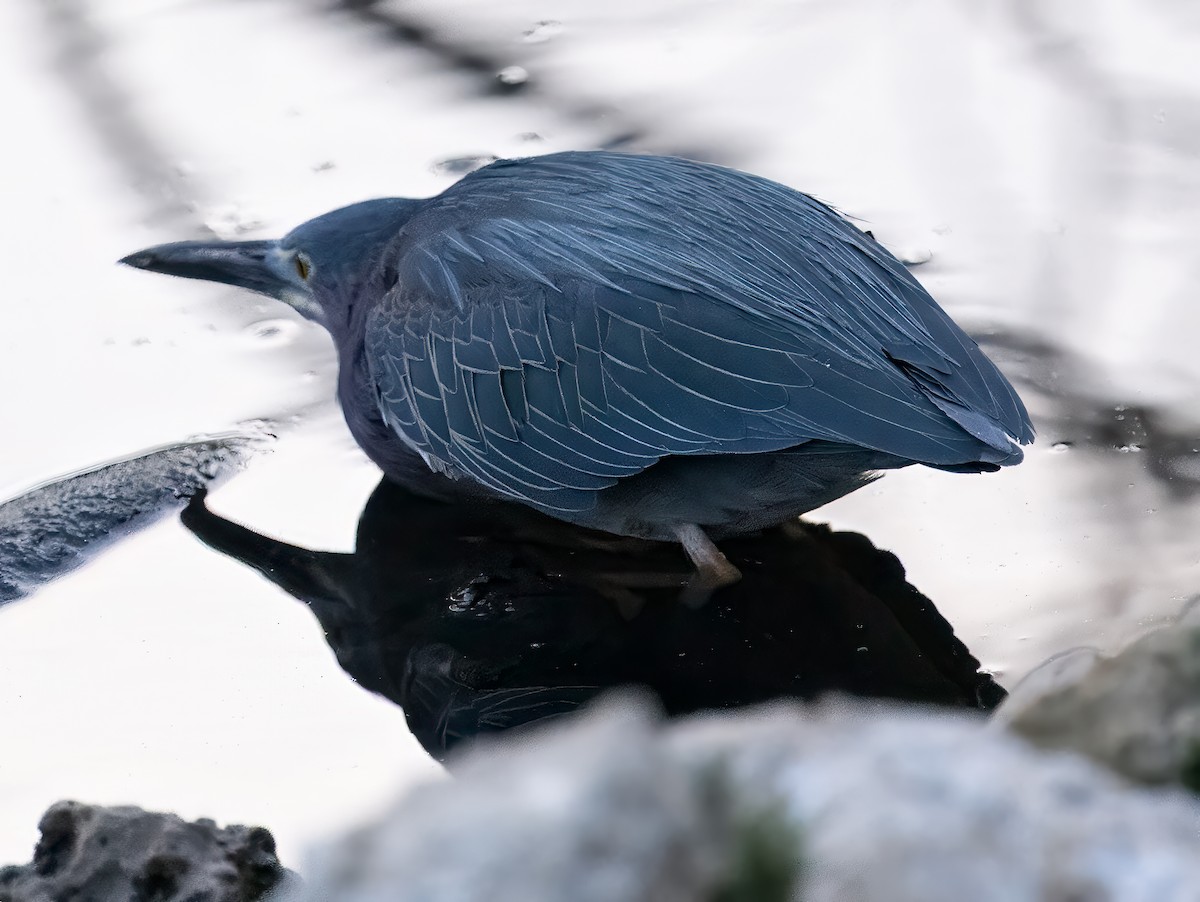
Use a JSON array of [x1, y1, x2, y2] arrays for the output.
[[328, 0, 744, 165], [40, 0, 208, 233]]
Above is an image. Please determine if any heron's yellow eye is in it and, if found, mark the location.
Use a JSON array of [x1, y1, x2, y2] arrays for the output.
[[294, 254, 312, 281]]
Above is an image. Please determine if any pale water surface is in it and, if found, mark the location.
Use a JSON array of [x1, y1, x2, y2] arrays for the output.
[[3, 0, 1200, 867]]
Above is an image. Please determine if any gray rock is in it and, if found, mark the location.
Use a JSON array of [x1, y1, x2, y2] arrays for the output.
[[287, 697, 1200, 902], [0, 432, 265, 604], [290, 700, 733, 902], [0, 800, 296, 902], [1004, 623, 1200, 792]]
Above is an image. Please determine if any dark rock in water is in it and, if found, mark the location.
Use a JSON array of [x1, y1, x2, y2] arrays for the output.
[[0, 800, 296, 902], [182, 478, 1004, 761], [0, 433, 263, 605]]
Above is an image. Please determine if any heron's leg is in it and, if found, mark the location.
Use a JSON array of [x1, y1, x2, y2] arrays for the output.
[[674, 524, 742, 606]]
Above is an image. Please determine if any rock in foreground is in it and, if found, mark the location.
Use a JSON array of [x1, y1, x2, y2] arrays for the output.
[[287, 697, 1200, 902], [1004, 622, 1200, 793], [0, 801, 295, 902]]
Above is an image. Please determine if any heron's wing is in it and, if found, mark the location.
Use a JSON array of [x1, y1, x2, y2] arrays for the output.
[[365, 154, 1032, 512]]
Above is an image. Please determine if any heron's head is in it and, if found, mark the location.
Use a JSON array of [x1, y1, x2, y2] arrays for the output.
[[121, 198, 421, 334]]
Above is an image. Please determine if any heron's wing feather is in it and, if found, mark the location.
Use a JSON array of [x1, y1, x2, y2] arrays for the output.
[[466, 153, 1032, 450], [366, 154, 1032, 511]]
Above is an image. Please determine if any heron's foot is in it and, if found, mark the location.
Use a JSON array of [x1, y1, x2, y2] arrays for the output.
[[674, 524, 742, 607]]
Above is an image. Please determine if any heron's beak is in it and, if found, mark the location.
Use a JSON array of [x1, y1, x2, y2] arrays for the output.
[[120, 239, 290, 301]]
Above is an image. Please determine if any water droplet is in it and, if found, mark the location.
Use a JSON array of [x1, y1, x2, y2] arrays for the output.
[[496, 65, 529, 87], [432, 154, 499, 176], [521, 20, 563, 43], [1050, 441, 1073, 453]]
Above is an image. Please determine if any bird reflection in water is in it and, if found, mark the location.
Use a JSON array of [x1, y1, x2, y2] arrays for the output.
[[182, 481, 1004, 762]]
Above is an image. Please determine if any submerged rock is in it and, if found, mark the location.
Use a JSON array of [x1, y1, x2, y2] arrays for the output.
[[0, 432, 264, 605], [1003, 621, 1200, 793], [285, 697, 1200, 902], [0, 800, 295, 902]]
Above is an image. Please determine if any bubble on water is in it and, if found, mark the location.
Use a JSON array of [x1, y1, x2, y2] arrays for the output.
[[521, 20, 564, 43], [1049, 441, 1073, 453], [202, 204, 263, 239], [496, 65, 529, 87], [243, 318, 299, 348], [432, 154, 499, 176], [448, 578, 486, 612]]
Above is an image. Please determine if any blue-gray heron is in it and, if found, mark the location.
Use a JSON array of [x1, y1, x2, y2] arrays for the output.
[[122, 152, 1033, 591]]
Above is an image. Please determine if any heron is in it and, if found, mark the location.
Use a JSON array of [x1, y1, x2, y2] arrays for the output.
[[122, 151, 1033, 594]]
